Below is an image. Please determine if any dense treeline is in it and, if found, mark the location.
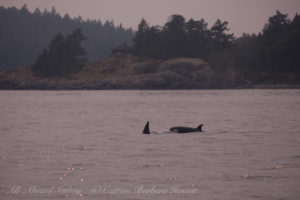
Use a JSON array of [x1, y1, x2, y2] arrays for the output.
[[0, 5, 134, 70], [234, 11, 300, 75], [133, 14, 234, 59], [32, 28, 87, 77], [133, 11, 300, 79]]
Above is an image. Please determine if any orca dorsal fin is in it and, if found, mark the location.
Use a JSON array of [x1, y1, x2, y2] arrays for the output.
[[196, 124, 203, 132], [143, 121, 150, 134]]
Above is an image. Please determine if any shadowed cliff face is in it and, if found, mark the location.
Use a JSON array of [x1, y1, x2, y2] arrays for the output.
[[0, 55, 248, 89]]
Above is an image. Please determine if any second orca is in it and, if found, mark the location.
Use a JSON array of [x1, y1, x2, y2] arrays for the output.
[[142, 121, 203, 134]]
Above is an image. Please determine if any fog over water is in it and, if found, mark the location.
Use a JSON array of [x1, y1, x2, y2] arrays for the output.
[[0, 90, 300, 200]]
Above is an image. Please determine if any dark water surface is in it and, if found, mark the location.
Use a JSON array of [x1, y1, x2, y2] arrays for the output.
[[0, 90, 300, 200]]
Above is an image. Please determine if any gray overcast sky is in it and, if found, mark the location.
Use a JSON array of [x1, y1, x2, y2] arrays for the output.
[[0, 0, 300, 36]]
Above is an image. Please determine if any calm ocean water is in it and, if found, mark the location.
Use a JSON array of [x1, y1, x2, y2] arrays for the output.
[[0, 90, 300, 200]]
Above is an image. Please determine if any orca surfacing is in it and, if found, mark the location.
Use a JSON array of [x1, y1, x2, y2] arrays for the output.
[[142, 122, 203, 134]]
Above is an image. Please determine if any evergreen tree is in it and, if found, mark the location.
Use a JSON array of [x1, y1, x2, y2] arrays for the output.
[[32, 29, 87, 77], [161, 14, 187, 57], [263, 10, 289, 35], [186, 18, 209, 57], [133, 18, 150, 53], [210, 19, 234, 52]]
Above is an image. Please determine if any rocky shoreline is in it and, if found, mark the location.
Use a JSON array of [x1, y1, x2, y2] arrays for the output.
[[0, 55, 298, 90]]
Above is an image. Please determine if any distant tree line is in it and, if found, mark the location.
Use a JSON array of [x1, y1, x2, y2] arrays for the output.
[[0, 5, 134, 70], [133, 11, 300, 77]]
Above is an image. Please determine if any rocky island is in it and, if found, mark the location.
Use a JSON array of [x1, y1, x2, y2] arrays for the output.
[[1, 10, 299, 90]]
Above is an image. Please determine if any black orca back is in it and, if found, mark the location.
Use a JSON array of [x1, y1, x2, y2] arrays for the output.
[[170, 124, 203, 133], [170, 127, 195, 133]]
